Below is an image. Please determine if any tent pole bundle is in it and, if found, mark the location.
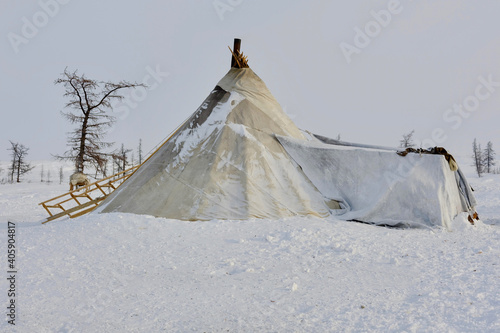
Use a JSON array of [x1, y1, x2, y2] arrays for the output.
[[40, 39, 479, 229], [229, 38, 249, 68]]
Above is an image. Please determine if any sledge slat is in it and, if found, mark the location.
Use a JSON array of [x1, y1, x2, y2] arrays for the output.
[[41, 203, 53, 217], [95, 183, 107, 196], [70, 193, 82, 205], [41, 197, 104, 224], [69, 198, 105, 219]]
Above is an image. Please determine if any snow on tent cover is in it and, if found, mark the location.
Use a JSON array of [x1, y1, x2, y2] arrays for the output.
[[96, 68, 339, 220], [95, 41, 478, 228]]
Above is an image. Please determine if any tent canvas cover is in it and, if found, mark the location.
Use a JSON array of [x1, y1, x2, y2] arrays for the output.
[[96, 68, 338, 220], [277, 135, 477, 229], [96, 65, 477, 228]]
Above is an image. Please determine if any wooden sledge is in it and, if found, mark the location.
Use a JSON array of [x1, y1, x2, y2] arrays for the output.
[[39, 165, 139, 224]]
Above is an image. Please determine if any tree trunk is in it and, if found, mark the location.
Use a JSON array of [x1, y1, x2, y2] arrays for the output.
[[76, 111, 90, 173], [16, 159, 21, 182]]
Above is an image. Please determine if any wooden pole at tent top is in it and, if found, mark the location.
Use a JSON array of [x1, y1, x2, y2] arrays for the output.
[[231, 38, 241, 68]]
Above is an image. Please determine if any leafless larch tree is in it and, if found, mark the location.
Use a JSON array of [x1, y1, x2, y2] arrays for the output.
[[472, 138, 484, 177], [54, 68, 146, 174], [399, 130, 416, 148], [113, 143, 132, 174], [8, 141, 34, 183], [483, 141, 496, 174]]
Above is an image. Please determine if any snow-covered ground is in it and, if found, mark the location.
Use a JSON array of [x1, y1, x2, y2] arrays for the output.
[[0, 161, 499, 332]]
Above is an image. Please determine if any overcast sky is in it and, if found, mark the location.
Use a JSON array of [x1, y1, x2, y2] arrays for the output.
[[1, 0, 499, 163]]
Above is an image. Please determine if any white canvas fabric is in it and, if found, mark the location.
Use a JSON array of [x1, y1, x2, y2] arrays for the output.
[[277, 135, 476, 229], [96, 68, 336, 220]]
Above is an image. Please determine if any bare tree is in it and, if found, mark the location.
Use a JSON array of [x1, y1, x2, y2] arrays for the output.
[[8, 142, 17, 182], [137, 138, 143, 165], [40, 164, 45, 182], [93, 155, 108, 179], [59, 166, 64, 184], [472, 138, 484, 177], [54, 68, 146, 174], [100, 158, 108, 178], [399, 130, 415, 148], [8, 141, 35, 183], [113, 144, 132, 173], [483, 141, 496, 174]]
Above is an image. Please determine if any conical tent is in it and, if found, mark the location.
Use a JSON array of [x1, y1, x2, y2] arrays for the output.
[[96, 68, 338, 220], [95, 42, 478, 228]]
